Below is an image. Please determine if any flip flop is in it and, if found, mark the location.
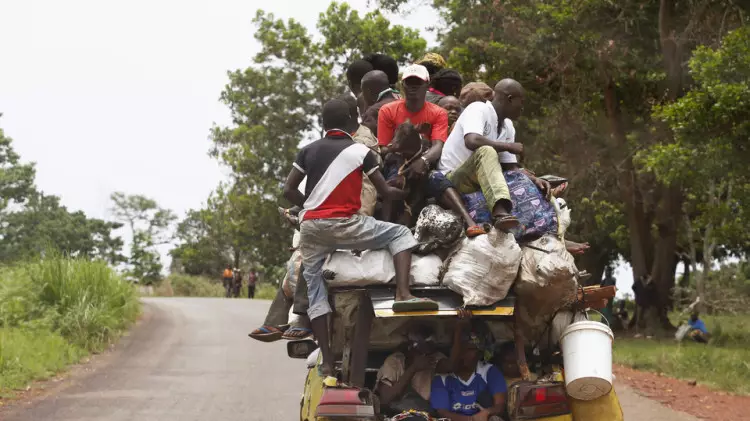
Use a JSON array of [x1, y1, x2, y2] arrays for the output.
[[466, 225, 487, 238], [282, 327, 313, 340], [493, 214, 520, 232], [248, 325, 284, 342], [392, 297, 439, 312]]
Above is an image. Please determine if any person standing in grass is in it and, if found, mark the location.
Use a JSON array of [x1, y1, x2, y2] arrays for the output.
[[247, 270, 258, 299], [222, 265, 233, 298]]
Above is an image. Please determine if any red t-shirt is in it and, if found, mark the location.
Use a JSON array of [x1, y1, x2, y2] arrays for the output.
[[377, 99, 449, 146]]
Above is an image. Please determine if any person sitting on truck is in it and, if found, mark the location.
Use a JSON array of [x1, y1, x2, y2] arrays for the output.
[[437, 78, 551, 231], [361, 70, 400, 136], [378, 64, 485, 237], [426, 69, 463, 105], [430, 326, 508, 421], [346, 59, 375, 98], [283, 98, 439, 383]]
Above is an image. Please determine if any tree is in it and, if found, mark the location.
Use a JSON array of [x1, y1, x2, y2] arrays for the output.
[[0, 192, 124, 263], [110, 192, 176, 284], [207, 2, 426, 271], [0, 119, 36, 215]]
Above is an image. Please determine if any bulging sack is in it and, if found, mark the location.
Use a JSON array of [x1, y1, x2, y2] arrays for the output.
[[443, 230, 522, 306], [282, 249, 302, 299], [325, 250, 442, 287], [413, 205, 464, 254]]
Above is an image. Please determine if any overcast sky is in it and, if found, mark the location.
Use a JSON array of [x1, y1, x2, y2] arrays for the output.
[[0, 0, 636, 296]]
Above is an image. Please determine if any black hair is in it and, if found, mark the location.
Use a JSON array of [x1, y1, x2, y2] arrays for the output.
[[336, 94, 359, 123], [431, 69, 463, 97], [346, 60, 375, 86], [322, 99, 354, 131], [364, 53, 399, 86], [421, 61, 442, 76]]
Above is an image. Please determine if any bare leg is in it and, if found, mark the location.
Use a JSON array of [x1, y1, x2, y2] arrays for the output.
[[310, 315, 334, 376], [393, 250, 415, 302], [440, 187, 477, 227], [381, 199, 394, 222]]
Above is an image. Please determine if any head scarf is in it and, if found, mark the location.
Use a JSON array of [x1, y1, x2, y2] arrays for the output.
[[416, 52, 447, 75], [459, 82, 495, 108]]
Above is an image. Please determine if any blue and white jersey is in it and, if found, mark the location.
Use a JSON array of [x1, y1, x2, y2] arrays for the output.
[[429, 361, 507, 416]]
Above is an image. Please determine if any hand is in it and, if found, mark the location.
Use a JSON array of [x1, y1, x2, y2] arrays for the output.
[[504, 142, 524, 158], [415, 122, 433, 137], [567, 241, 590, 255], [411, 355, 437, 372], [457, 308, 473, 328], [405, 157, 429, 178], [532, 176, 551, 198], [550, 182, 568, 197], [471, 409, 490, 421]]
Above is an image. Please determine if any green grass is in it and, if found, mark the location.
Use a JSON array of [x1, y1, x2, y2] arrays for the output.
[[614, 313, 750, 395], [156, 274, 278, 300], [0, 256, 140, 395]]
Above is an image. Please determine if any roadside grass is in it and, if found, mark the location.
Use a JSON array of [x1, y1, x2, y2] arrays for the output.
[[0, 256, 140, 395], [614, 313, 750, 395], [156, 274, 277, 300]]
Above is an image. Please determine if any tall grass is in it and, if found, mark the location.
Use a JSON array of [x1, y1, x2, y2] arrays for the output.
[[0, 256, 140, 394]]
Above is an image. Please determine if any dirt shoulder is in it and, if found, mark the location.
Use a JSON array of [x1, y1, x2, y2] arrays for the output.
[[614, 364, 750, 421]]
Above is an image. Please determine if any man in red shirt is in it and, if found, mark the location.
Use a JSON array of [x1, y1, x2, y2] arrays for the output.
[[377, 65, 485, 237]]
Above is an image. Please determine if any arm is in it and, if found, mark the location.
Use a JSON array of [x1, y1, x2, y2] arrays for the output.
[[436, 410, 475, 421], [369, 168, 407, 201], [377, 363, 421, 405], [485, 393, 508, 416], [484, 366, 508, 416], [283, 167, 306, 208], [465, 133, 523, 154], [437, 310, 471, 374]]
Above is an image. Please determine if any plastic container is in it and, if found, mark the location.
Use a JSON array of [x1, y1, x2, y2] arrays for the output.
[[560, 320, 614, 400]]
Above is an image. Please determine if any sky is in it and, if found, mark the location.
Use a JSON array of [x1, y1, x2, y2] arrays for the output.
[[0, 0, 636, 296]]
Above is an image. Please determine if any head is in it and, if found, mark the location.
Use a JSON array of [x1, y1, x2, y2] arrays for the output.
[[322, 97, 358, 134], [495, 342, 521, 378], [437, 95, 462, 126], [492, 78, 525, 120], [361, 70, 391, 107], [458, 330, 485, 371], [431, 69, 463, 97], [416, 52, 447, 76], [401, 64, 430, 106], [405, 324, 437, 356], [690, 313, 700, 322], [391, 122, 424, 157], [346, 59, 375, 96], [365, 53, 399, 86], [459, 82, 495, 108]]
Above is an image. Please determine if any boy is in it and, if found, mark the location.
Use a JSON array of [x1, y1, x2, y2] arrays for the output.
[[283, 98, 438, 381]]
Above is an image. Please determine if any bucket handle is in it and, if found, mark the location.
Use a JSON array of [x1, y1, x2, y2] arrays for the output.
[[583, 308, 611, 328]]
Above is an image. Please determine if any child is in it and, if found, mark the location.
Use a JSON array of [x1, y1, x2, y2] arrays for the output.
[[283, 99, 439, 383]]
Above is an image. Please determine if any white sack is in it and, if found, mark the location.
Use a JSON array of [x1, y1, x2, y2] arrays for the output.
[[325, 250, 443, 287], [443, 230, 522, 306], [282, 249, 302, 299]]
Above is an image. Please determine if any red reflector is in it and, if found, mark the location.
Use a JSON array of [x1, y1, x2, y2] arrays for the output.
[[535, 388, 547, 403], [319, 388, 363, 406]]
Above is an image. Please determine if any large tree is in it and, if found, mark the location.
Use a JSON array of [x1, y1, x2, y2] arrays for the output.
[[207, 2, 426, 271]]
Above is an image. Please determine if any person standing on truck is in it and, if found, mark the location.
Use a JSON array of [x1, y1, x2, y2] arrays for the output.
[[222, 265, 233, 298], [431, 326, 508, 421], [283, 98, 439, 383]]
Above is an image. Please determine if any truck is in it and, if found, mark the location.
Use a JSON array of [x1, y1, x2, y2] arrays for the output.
[[286, 283, 625, 421]]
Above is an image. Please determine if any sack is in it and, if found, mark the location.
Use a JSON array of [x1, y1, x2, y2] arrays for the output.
[[554, 198, 571, 238], [413, 205, 464, 254], [675, 324, 691, 341], [461, 191, 492, 224], [282, 249, 302, 299], [505, 170, 558, 242], [514, 235, 579, 342], [325, 250, 443, 287], [443, 230, 522, 306]]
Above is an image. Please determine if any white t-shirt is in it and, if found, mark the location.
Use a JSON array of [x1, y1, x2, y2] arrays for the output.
[[438, 101, 517, 173]]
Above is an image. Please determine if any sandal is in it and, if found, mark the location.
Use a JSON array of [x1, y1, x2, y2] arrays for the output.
[[466, 225, 487, 238], [282, 327, 313, 340], [493, 213, 520, 232], [248, 325, 284, 342], [392, 297, 439, 312]]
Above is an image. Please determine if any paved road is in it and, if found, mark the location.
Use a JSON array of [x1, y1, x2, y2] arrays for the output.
[[4, 297, 697, 421]]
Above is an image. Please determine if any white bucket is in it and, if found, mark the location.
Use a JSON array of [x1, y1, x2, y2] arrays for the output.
[[560, 320, 614, 400]]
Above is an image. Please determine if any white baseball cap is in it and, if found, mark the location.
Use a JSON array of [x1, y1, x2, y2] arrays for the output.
[[401, 64, 430, 82]]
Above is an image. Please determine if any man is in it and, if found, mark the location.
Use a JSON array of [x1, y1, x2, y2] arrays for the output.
[[247, 270, 257, 299], [426, 69, 463, 104], [284, 98, 438, 381], [365, 53, 400, 87], [361, 70, 400, 136], [431, 326, 508, 421], [222, 265, 233, 298], [232, 268, 242, 298], [378, 64, 486, 237], [346, 59, 375, 97], [438, 79, 550, 230], [688, 313, 709, 343]]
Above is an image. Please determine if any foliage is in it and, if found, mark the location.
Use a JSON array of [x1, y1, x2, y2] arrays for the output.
[[0, 255, 140, 393], [110, 192, 176, 284], [0, 121, 36, 214], [0, 193, 124, 264], [156, 274, 225, 297]]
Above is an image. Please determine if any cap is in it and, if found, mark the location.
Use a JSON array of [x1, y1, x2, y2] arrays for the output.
[[401, 64, 430, 83]]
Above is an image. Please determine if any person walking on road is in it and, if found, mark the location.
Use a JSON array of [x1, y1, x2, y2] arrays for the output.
[[222, 265, 233, 298], [247, 270, 258, 299], [232, 268, 242, 298]]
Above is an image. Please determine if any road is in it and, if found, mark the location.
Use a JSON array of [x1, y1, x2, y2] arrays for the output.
[[4, 297, 698, 421]]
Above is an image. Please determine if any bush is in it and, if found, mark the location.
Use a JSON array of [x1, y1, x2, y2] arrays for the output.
[[156, 274, 224, 297], [0, 255, 140, 394]]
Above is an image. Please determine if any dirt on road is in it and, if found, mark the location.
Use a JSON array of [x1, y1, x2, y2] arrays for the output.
[[0, 297, 718, 421]]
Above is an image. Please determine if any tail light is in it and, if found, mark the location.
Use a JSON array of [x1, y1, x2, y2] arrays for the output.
[[510, 382, 571, 420], [316, 387, 376, 419]]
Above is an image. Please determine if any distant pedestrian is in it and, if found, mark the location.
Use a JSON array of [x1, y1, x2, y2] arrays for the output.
[[248, 270, 258, 299], [222, 265, 233, 298], [232, 268, 242, 298]]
